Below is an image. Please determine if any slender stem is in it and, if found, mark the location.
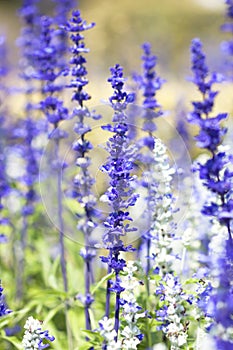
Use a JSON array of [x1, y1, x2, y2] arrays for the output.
[[145, 309, 152, 350], [105, 250, 112, 318], [16, 215, 27, 300], [145, 139, 153, 296], [114, 288, 121, 342], [84, 259, 91, 330], [55, 139, 73, 349], [146, 238, 151, 295], [113, 253, 120, 341], [55, 138, 68, 293], [82, 154, 93, 330]]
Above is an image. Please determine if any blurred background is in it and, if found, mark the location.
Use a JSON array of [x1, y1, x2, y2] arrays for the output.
[[0, 0, 231, 110]]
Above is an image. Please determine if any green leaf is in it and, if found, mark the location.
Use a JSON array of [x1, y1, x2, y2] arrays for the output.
[[81, 329, 104, 342], [0, 335, 22, 349], [91, 272, 114, 295], [43, 303, 65, 324], [184, 278, 199, 285]]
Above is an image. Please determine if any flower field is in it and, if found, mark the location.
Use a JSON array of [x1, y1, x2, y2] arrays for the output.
[[0, 0, 232, 349]]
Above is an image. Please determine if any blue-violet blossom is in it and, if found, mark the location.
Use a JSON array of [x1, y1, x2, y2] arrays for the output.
[[100, 64, 137, 340]]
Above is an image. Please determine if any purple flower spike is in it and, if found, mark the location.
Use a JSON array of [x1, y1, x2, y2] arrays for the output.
[[189, 38, 232, 240], [134, 42, 164, 134], [65, 10, 95, 106], [134, 44, 165, 291], [65, 9, 98, 332], [101, 64, 138, 341]]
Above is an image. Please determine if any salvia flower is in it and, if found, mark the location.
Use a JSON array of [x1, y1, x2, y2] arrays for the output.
[[15, 0, 48, 299], [180, 169, 214, 327], [33, 15, 69, 137], [101, 64, 137, 249], [22, 316, 55, 350], [65, 10, 99, 330], [189, 38, 233, 240], [17, 0, 41, 82], [99, 317, 121, 350], [148, 139, 176, 277], [31, 12, 71, 310], [120, 261, 144, 349], [144, 139, 192, 348], [100, 64, 138, 339], [52, 0, 76, 69], [134, 44, 164, 287], [0, 285, 11, 317], [135, 42, 164, 130], [208, 238, 233, 349], [155, 274, 192, 350], [181, 167, 212, 271], [0, 36, 11, 244], [65, 10, 95, 104]]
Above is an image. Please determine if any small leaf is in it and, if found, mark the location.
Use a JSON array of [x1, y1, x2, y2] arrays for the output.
[[81, 329, 104, 342], [91, 272, 114, 295], [0, 335, 22, 349]]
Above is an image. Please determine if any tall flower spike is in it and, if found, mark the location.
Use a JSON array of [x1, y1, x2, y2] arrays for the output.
[[134, 43, 164, 293], [22, 316, 55, 350], [66, 10, 95, 105], [189, 38, 233, 349], [120, 262, 144, 349], [100, 64, 138, 342], [15, 0, 45, 299], [189, 38, 232, 241], [98, 262, 144, 349], [0, 36, 11, 245], [134, 42, 164, 142], [145, 139, 192, 349], [221, 0, 233, 79], [65, 10, 99, 331], [52, 0, 76, 68], [149, 139, 176, 277], [33, 13, 70, 294], [17, 0, 40, 83]]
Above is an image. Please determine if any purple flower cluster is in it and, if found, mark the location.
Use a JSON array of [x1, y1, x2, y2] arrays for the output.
[[17, 0, 40, 83], [189, 38, 233, 349], [134, 44, 164, 288], [136, 42, 164, 129], [65, 10, 95, 105], [11, 118, 41, 217], [133, 42, 164, 156], [0, 36, 10, 245], [0, 285, 11, 317], [32, 15, 69, 138], [65, 10, 99, 331], [100, 64, 138, 340], [189, 38, 233, 240], [209, 241, 233, 349], [52, 0, 76, 68]]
